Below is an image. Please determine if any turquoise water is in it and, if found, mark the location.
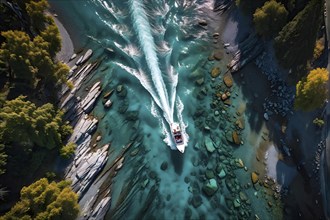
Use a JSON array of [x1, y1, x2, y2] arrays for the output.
[[49, 0, 281, 219]]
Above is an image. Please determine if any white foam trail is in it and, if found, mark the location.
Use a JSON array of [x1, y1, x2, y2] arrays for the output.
[[129, 0, 172, 123], [113, 62, 162, 108], [167, 65, 178, 118]]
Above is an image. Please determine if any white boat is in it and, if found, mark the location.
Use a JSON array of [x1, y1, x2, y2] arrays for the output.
[[171, 123, 185, 153]]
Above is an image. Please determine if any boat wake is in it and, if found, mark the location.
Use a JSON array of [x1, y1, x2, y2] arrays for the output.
[[93, 0, 210, 152]]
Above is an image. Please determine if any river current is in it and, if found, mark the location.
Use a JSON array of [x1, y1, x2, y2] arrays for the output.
[[49, 0, 280, 219]]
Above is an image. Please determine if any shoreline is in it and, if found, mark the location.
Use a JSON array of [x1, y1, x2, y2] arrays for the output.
[[49, 13, 74, 64]]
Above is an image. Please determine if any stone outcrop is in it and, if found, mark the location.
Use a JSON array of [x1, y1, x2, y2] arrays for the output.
[[202, 179, 218, 196]]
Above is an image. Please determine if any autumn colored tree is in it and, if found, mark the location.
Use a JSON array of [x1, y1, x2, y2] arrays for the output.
[[0, 96, 72, 150], [253, 0, 288, 38], [274, 0, 323, 69], [1, 178, 79, 219], [295, 68, 329, 111]]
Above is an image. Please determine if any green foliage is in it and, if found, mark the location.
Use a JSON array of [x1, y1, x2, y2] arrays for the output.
[[0, 31, 37, 85], [295, 68, 329, 111], [0, 144, 7, 175], [0, 30, 69, 87], [60, 142, 76, 159], [1, 178, 79, 220], [25, 0, 49, 31], [40, 20, 62, 58], [0, 96, 72, 150], [313, 118, 324, 127], [274, 0, 323, 69], [253, 0, 288, 38]]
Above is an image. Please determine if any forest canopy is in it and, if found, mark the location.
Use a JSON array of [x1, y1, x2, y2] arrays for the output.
[[1, 178, 79, 220]]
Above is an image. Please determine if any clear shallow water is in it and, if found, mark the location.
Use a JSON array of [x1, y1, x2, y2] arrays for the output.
[[49, 0, 282, 219]]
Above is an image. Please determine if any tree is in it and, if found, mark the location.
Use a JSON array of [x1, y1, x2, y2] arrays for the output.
[[0, 144, 7, 175], [295, 68, 329, 111], [274, 0, 323, 69], [25, 0, 50, 31], [0, 30, 37, 85], [60, 142, 76, 159], [253, 0, 288, 38], [40, 20, 62, 58], [0, 30, 69, 87], [1, 178, 79, 220], [0, 96, 72, 150]]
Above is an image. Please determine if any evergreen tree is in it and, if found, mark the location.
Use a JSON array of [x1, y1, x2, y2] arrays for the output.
[[253, 0, 288, 38], [25, 0, 50, 31], [1, 178, 79, 220], [274, 0, 323, 70], [0, 96, 72, 150]]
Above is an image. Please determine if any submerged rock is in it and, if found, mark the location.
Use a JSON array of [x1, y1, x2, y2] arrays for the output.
[[232, 131, 240, 145], [218, 169, 226, 179], [205, 170, 215, 179], [192, 195, 203, 208], [104, 99, 112, 108], [205, 137, 215, 153], [116, 85, 127, 98], [211, 67, 220, 78], [198, 19, 207, 26], [223, 73, 233, 88], [161, 161, 168, 171], [213, 50, 223, 60], [196, 77, 204, 86], [233, 198, 241, 208], [202, 179, 218, 196], [251, 172, 259, 184]]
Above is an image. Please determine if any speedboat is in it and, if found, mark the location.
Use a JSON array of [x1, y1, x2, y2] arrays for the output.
[[171, 123, 185, 153]]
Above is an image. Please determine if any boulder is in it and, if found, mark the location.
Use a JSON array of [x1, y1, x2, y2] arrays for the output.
[[202, 179, 218, 196], [235, 118, 244, 130], [104, 100, 112, 108], [239, 192, 248, 201], [211, 67, 220, 78], [205, 170, 215, 179], [205, 137, 215, 153], [221, 93, 228, 101], [213, 33, 220, 38], [226, 132, 233, 143], [218, 169, 226, 178], [161, 161, 168, 171], [196, 78, 204, 86], [232, 131, 240, 145], [224, 99, 232, 106], [264, 112, 269, 121], [116, 85, 127, 98], [213, 50, 223, 60], [236, 158, 244, 168], [251, 172, 259, 184], [233, 198, 241, 208], [198, 19, 207, 26], [192, 195, 203, 208], [223, 73, 233, 88]]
